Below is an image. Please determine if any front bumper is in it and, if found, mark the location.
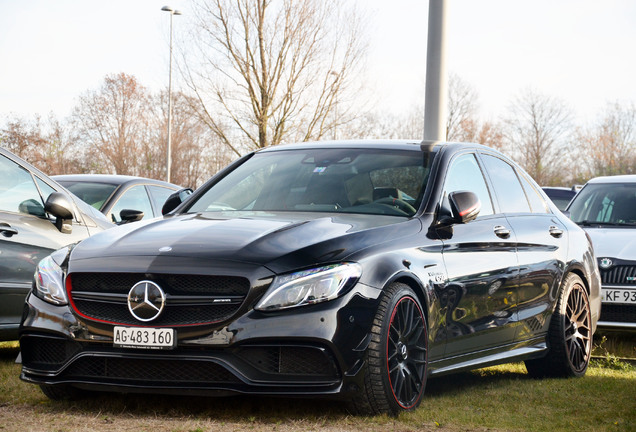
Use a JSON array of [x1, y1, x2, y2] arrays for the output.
[[19, 284, 381, 397], [597, 261, 636, 330]]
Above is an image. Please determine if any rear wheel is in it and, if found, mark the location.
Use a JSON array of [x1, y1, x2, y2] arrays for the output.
[[349, 283, 428, 416], [525, 273, 592, 378]]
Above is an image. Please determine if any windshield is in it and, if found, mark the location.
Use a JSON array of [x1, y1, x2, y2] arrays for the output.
[[188, 148, 432, 217], [58, 181, 118, 211], [568, 182, 636, 226]]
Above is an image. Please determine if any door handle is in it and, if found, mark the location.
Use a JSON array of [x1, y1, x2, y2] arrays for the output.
[[549, 225, 563, 238], [0, 223, 18, 238], [493, 225, 511, 239]]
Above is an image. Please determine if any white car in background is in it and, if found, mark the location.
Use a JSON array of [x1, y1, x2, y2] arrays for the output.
[[566, 175, 636, 330]]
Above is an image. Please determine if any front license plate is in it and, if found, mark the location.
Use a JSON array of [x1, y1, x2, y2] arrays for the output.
[[113, 326, 176, 350], [602, 288, 636, 304]]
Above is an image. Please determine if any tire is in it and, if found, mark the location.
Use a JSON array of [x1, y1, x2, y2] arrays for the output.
[[39, 384, 84, 400], [525, 273, 592, 378], [349, 283, 428, 416]]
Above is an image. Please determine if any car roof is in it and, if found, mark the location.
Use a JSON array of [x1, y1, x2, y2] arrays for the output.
[[258, 139, 490, 153], [52, 174, 181, 188], [585, 175, 636, 184]]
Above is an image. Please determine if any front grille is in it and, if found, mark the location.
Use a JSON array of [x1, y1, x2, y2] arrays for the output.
[[71, 273, 250, 295], [600, 265, 636, 286], [71, 299, 240, 326], [600, 304, 636, 324], [63, 357, 240, 384], [235, 346, 339, 377], [69, 273, 251, 326]]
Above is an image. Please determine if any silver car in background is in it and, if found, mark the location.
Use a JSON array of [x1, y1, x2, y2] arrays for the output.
[[566, 175, 636, 330]]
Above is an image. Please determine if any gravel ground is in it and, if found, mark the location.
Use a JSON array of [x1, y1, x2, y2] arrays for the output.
[[0, 402, 491, 432]]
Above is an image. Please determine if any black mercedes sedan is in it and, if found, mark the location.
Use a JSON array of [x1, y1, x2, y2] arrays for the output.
[[19, 140, 601, 416]]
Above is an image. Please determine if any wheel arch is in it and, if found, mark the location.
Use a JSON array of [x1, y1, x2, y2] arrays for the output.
[[384, 271, 430, 320], [563, 262, 591, 295]]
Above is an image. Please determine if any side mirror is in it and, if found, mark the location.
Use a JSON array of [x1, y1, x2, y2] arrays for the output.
[[18, 199, 46, 217], [44, 192, 74, 234], [119, 209, 145, 224], [448, 191, 481, 224], [162, 188, 193, 215]]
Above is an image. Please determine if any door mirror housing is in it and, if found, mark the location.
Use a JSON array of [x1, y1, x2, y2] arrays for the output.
[[162, 188, 194, 215], [449, 190, 481, 224], [44, 192, 74, 234], [119, 209, 145, 224]]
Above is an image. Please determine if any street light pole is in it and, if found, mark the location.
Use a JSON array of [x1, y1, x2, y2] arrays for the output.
[[162, 6, 181, 183], [329, 71, 339, 140]]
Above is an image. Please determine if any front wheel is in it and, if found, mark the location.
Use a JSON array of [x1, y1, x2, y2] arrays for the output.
[[525, 273, 592, 378], [349, 283, 428, 416]]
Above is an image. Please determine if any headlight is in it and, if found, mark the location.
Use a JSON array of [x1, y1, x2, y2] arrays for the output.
[[255, 263, 362, 311], [34, 247, 69, 305]]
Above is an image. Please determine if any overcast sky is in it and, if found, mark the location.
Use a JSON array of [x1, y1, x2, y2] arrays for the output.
[[1, 0, 635, 127]]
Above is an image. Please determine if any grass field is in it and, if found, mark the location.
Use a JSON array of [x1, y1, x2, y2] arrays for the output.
[[1, 335, 634, 432]]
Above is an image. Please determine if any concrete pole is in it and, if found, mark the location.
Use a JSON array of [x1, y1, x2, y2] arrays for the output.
[[423, 0, 448, 142]]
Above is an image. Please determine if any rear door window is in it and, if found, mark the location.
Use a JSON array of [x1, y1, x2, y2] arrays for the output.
[[481, 155, 531, 214]]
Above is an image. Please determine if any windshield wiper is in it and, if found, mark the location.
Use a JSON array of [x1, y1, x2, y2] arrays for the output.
[[577, 220, 636, 227]]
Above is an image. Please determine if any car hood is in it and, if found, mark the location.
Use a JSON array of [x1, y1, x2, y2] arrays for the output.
[[583, 227, 636, 260], [71, 212, 422, 273]]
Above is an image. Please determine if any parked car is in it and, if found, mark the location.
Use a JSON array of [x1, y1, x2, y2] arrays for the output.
[[53, 174, 183, 224], [20, 140, 601, 415], [0, 148, 111, 341], [566, 175, 636, 330], [542, 186, 578, 211]]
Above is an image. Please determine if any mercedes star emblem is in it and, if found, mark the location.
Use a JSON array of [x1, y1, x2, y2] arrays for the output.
[[127, 280, 166, 322]]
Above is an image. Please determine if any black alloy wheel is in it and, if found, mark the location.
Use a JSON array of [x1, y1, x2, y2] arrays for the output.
[[525, 273, 592, 378], [350, 283, 428, 415]]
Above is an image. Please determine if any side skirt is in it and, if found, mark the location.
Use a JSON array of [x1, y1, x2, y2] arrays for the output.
[[428, 337, 547, 376]]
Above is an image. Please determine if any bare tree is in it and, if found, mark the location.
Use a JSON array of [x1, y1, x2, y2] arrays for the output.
[[446, 73, 479, 142], [453, 118, 506, 151], [181, 0, 367, 155], [73, 73, 153, 175], [503, 88, 573, 185], [0, 116, 42, 161], [0, 114, 84, 174], [154, 91, 234, 188], [573, 101, 636, 181]]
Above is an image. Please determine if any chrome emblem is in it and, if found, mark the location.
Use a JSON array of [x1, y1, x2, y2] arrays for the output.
[[159, 246, 172, 252], [599, 258, 613, 269], [127, 281, 166, 322]]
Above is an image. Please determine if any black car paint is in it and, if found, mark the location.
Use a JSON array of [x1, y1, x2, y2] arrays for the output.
[[19, 141, 600, 403]]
